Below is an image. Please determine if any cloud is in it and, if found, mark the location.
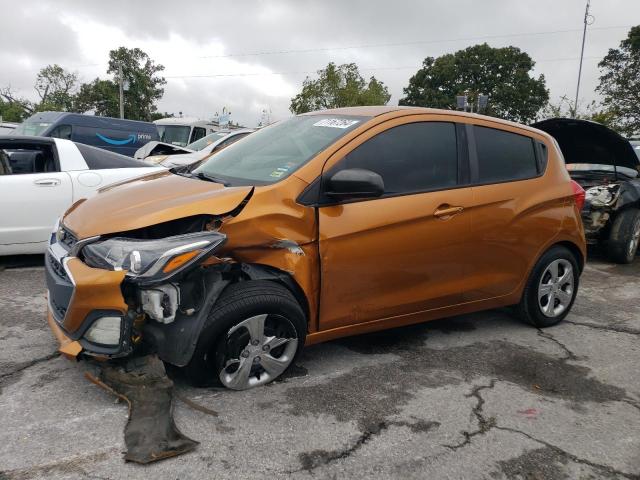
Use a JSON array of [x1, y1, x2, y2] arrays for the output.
[[1, 0, 638, 126]]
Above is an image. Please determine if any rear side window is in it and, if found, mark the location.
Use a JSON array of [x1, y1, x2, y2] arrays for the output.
[[75, 143, 148, 169], [474, 126, 537, 183], [338, 122, 458, 195]]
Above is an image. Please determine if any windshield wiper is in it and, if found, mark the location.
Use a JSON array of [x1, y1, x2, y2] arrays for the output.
[[192, 171, 230, 186]]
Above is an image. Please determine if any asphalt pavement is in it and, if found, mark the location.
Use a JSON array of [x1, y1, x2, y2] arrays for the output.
[[0, 252, 638, 479]]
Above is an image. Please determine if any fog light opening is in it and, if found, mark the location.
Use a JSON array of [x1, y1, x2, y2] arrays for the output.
[[84, 316, 122, 346]]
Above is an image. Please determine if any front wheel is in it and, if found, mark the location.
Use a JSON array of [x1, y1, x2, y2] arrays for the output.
[[516, 246, 580, 328], [184, 280, 307, 389], [606, 208, 640, 264]]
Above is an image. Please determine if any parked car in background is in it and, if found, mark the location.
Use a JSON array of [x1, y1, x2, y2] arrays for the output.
[[631, 139, 640, 160], [12, 112, 159, 157], [533, 118, 640, 263], [143, 129, 255, 168], [154, 117, 245, 147], [0, 136, 162, 255], [46, 106, 585, 391], [0, 121, 19, 135]]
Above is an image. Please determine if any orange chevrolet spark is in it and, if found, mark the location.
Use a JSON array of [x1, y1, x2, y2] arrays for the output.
[[46, 106, 586, 390]]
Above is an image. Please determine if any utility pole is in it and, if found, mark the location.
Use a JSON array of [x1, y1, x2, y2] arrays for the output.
[[118, 62, 124, 119], [574, 0, 592, 118]]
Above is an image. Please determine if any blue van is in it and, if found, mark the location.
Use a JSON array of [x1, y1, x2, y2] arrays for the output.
[[12, 112, 159, 157]]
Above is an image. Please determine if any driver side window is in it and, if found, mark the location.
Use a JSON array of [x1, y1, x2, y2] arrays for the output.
[[335, 122, 458, 196], [49, 125, 72, 140]]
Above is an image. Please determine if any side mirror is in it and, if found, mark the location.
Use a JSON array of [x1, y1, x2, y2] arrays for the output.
[[326, 168, 384, 199]]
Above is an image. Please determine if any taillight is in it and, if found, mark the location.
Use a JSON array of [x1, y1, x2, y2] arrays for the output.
[[570, 180, 585, 211]]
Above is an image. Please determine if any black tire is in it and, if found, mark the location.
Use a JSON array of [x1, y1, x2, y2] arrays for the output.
[[605, 208, 640, 264], [183, 280, 306, 387], [516, 245, 580, 328]]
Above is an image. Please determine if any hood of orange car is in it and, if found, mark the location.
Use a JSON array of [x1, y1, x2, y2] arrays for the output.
[[63, 170, 253, 239]]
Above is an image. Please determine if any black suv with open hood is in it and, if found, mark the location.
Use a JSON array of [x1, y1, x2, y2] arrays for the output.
[[532, 118, 640, 263]]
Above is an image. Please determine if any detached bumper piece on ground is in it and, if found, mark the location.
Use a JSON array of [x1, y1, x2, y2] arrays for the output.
[[86, 355, 198, 464]]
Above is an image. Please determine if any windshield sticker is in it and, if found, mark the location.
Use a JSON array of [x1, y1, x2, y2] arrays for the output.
[[313, 118, 360, 129], [270, 170, 285, 178]]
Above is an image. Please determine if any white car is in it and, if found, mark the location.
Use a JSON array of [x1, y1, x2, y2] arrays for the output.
[[143, 129, 255, 169], [0, 136, 163, 255]]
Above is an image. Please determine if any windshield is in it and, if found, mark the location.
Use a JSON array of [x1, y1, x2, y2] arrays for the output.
[[157, 125, 191, 146], [187, 131, 228, 151], [567, 163, 638, 178], [13, 122, 52, 136], [631, 141, 640, 161], [192, 115, 367, 185]]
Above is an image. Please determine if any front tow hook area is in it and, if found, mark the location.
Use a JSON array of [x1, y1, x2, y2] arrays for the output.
[[85, 355, 199, 464]]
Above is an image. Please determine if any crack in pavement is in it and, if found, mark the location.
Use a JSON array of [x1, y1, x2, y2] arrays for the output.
[[445, 379, 639, 479], [444, 379, 497, 450], [565, 320, 640, 336], [0, 352, 59, 384], [495, 426, 640, 480], [536, 328, 578, 362], [294, 419, 440, 472]]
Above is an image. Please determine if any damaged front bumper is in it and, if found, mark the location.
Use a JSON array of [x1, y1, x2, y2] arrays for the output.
[[45, 226, 231, 365], [45, 241, 132, 359]]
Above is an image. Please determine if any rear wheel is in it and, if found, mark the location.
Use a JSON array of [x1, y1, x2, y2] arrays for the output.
[[184, 280, 306, 389], [516, 246, 580, 328], [606, 208, 640, 264]]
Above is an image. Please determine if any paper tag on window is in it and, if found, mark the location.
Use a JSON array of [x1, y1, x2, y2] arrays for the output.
[[313, 118, 360, 129]]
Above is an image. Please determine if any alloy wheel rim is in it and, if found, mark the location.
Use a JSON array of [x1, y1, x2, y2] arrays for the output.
[[538, 259, 574, 318], [219, 314, 298, 390]]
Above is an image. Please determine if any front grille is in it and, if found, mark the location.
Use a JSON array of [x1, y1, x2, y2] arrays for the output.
[[48, 253, 68, 281], [58, 227, 77, 251]]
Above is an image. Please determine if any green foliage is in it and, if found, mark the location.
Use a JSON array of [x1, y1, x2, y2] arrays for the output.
[[399, 43, 549, 124], [290, 63, 391, 114], [0, 87, 33, 121], [34, 64, 78, 112], [540, 94, 617, 129], [74, 79, 120, 117], [597, 25, 640, 136], [74, 47, 166, 121]]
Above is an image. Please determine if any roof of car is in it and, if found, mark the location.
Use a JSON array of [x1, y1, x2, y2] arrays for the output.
[[302, 106, 544, 133]]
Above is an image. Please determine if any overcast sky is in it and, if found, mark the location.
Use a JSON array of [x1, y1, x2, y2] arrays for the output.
[[1, 0, 639, 126]]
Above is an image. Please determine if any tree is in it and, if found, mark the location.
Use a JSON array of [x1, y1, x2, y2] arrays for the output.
[[597, 25, 640, 136], [0, 87, 33, 121], [75, 47, 166, 121], [540, 94, 616, 128], [399, 43, 549, 124], [34, 64, 78, 112], [290, 63, 391, 114], [74, 79, 120, 117]]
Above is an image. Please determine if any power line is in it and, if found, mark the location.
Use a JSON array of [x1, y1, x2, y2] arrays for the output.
[[197, 25, 632, 59], [63, 25, 630, 71], [163, 56, 602, 79]]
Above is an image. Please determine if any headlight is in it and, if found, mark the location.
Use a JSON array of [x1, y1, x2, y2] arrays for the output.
[[82, 231, 226, 280], [585, 184, 620, 207]]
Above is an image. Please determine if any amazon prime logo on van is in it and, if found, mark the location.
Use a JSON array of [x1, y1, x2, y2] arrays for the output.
[[96, 133, 136, 145], [137, 133, 152, 141]]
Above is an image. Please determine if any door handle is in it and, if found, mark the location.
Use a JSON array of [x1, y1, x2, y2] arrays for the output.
[[34, 179, 61, 187], [434, 205, 464, 219]]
